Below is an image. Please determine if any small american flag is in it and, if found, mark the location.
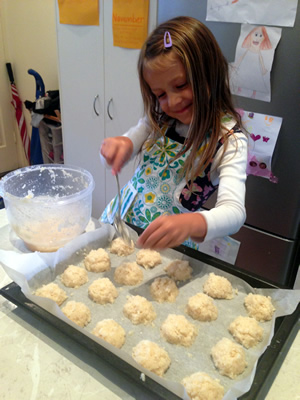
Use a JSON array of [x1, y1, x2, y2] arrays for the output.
[[10, 83, 31, 162], [6, 63, 31, 162]]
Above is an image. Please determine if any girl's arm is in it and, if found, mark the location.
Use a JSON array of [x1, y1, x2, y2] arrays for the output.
[[234, 49, 248, 69], [259, 52, 268, 75], [124, 116, 151, 158], [198, 131, 248, 242], [100, 117, 150, 175]]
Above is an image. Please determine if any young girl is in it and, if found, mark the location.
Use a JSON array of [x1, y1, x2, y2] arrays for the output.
[[100, 16, 248, 250]]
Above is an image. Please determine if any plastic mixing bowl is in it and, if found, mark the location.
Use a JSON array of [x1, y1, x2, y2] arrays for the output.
[[0, 164, 95, 252]]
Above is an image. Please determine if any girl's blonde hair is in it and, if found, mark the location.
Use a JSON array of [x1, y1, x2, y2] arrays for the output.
[[138, 16, 242, 181]]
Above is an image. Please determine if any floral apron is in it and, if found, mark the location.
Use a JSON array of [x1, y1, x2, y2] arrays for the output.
[[101, 119, 237, 251]]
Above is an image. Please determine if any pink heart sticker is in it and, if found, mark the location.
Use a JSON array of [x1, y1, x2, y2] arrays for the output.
[[250, 134, 261, 142]]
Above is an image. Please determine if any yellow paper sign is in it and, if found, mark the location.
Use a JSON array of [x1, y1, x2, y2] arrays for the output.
[[112, 0, 149, 49], [58, 0, 99, 26]]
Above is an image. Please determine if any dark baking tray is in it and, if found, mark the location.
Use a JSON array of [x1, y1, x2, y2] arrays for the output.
[[1, 239, 299, 400]]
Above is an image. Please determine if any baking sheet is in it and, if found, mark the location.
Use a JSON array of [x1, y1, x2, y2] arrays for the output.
[[0, 225, 299, 400]]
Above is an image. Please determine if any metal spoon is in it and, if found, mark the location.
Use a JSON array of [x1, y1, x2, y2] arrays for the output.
[[113, 174, 131, 246]]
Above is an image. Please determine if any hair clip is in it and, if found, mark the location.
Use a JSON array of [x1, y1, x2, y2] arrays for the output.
[[164, 31, 172, 48]]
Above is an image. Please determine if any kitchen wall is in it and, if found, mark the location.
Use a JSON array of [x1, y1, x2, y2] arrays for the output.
[[0, 0, 58, 166]]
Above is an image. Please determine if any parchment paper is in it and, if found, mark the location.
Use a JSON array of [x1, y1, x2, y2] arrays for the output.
[[0, 225, 299, 400]]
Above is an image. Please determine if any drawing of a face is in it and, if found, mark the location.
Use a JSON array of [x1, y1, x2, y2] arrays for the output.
[[250, 28, 265, 48]]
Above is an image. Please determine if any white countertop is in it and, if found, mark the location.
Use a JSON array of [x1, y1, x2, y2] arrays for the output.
[[0, 209, 299, 400], [0, 210, 155, 400]]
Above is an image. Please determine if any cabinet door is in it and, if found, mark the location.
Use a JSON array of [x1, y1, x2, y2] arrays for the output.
[[55, 3, 106, 217], [103, 0, 157, 204], [55, 1, 157, 218]]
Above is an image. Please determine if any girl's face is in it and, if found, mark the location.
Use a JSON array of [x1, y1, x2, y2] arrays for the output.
[[143, 55, 193, 125], [250, 28, 264, 48]]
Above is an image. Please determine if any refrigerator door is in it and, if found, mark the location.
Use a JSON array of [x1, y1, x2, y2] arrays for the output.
[[231, 225, 299, 287]]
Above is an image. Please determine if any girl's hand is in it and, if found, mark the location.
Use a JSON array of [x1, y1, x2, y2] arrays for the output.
[[136, 213, 207, 250], [100, 136, 133, 175]]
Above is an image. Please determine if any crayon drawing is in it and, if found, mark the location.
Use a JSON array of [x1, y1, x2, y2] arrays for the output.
[[229, 25, 282, 102], [237, 110, 282, 182], [206, 0, 298, 27]]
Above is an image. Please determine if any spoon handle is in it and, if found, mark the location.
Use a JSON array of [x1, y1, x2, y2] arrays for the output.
[[116, 174, 121, 219], [114, 174, 131, 246]]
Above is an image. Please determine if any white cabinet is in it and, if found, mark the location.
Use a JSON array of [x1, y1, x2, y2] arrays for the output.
[[55, 0, 157, 218]]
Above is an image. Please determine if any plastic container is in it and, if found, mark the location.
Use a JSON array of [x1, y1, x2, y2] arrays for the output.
[[0, 164, 95, 252]]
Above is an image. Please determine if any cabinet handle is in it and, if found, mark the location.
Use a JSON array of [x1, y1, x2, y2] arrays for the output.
[[93, 95, 100, 116], [107, 98, 113, 120]]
